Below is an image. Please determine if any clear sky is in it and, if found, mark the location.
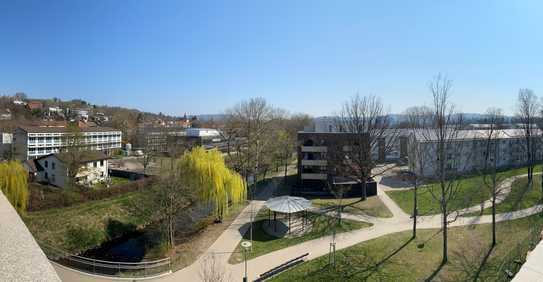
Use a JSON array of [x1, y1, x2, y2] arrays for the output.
[[1, 1, 542, 117]]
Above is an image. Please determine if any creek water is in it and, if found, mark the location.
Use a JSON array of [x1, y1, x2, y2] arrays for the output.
[[81, 232, 148, 262]]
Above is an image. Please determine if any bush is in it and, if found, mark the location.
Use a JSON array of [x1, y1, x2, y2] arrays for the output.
[[28, 177, 155, 211], [65, 225, 104, 252]]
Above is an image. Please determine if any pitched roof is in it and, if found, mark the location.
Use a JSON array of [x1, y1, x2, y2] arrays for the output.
[[23, 159, 43, 173], [37, 151, 110, 164]]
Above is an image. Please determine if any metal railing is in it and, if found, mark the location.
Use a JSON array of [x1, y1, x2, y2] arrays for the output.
[[39, 242, 171, 278]]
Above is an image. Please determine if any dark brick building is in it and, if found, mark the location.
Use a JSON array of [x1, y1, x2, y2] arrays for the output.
[[296, 132, 375, 197]]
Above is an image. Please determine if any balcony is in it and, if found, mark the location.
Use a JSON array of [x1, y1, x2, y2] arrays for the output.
[[301, 146, 327, 153], [301, 173, 327, 180], [301, 159, 327, 166]]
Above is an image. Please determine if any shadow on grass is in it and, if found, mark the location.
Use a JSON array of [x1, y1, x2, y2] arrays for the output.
[[335, 237, 414, 280], [473, 245, 495, 281], [425, 260, 446, 282]]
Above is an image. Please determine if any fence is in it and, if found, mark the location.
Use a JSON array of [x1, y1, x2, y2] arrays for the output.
[[39, 242, 171, 278]]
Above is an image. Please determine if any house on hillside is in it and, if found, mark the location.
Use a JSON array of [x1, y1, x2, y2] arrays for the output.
[[34, 151, 110, 188], [13, 99, 26, 106], [27, 101, 43, 111], [0, 109, 11, 120]]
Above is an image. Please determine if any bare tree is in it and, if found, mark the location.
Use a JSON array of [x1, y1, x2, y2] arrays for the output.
[[335, 94, 398, 200], [225, 98, 275, 195], [404, 105, 432, 238], [61, 123, 87, 189], [480, 108, 506, 247], [132, 162, 196, 248], [516, 89, 540, 185], [420, 74, 465, 264], [199, 254, 231, 282]]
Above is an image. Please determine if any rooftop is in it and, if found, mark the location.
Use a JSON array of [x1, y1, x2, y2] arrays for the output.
[[38, 151, 110, 164], [17, 125, 121, 133]]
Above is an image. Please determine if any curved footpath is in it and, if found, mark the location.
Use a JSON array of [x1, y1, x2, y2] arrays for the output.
[[53, 173, 543, 282]]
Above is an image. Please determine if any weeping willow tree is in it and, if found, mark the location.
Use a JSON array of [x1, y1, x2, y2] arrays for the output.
[[0, 161, 28, 213], [179, 147, 246, 222]]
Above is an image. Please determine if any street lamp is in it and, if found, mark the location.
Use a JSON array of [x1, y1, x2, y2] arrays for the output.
[[241, 240, 252, 282]]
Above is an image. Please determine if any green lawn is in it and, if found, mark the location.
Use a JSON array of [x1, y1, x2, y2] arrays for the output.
[[23, 191, 147, 255], [466, 176, 543, 216], [387, 166, 541, 215], [228, 209, 371, 264], [270, 214, 543, 281], [312, 197, 393, 218]]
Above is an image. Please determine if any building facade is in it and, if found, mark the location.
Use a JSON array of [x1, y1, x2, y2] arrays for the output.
[[408, 129, 543, 178], [13, 126, 122, 160], [134, 126, 186, 153], [296, 132, 371, 196], [34, 152, 109, 188]]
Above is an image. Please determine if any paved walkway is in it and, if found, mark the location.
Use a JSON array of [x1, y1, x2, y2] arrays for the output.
[[54, 172, 543, 282]]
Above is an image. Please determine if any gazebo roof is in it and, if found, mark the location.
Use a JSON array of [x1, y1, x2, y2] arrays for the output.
[[264, 196, 312, 214]]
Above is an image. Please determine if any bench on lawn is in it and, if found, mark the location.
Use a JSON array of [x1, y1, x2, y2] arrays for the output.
[[253, 253, 309, 281]]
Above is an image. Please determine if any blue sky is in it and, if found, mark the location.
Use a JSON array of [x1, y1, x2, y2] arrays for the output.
[[1, 1, 542, 116]]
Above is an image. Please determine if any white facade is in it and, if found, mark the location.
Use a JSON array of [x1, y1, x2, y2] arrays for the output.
[[1, 133, 12, 144], [186, 128, 221, 138], [13, 127, 122, 160], [35, 154, 109, 188], [408, 129, 543, 178]]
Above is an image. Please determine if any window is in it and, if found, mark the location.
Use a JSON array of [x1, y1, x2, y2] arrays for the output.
[[51, 174, 55, 183], [52, 162, 55, 170], [93, 161, 97, 168], [100, 160, 104, 166], [44, 160, 48, 168], [44, 172, 48, 179]]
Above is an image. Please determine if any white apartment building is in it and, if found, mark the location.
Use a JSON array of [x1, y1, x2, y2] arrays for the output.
[[34, 152, 109, 188], [186, 128, 221, 138], [408, 129, 543, 178], [13, 126, 122, 160]]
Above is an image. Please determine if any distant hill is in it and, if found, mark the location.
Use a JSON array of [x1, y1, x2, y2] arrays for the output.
[[196, 114, 227, 121]]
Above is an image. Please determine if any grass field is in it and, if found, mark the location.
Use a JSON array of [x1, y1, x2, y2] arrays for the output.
[[228, 208, 371, 264], [24, 191, 146, 254], [312, 197, 393, 218], [386, 166, 542, 215], [270, 214, 543, 281], [465, 176, 543, 216]]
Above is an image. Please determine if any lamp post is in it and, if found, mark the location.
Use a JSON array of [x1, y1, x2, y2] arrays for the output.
[[241, 241, 252, 282]]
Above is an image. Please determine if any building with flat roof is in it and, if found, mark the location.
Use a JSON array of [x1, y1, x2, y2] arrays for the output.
[[134, 125, 186, 153], [296, 131, 374, 197], [408, 129, 543, 178], [13, 126, 122, 160]]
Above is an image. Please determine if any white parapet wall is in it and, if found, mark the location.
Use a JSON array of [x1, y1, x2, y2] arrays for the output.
[[513, 238, 543, 281], [0, 191, 61, 281]]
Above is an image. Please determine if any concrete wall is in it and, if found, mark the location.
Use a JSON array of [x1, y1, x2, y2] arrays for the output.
[[0, 191, 61, 281]]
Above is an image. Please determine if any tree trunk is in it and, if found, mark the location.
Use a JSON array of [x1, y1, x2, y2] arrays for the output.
[[283, 160, 288, 183], [492, 193, 496, 247], [360, 179, 367, 201], [442, 192, 448, 264], [442, 209, 448, 264], [412, 179, 417, 238]]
